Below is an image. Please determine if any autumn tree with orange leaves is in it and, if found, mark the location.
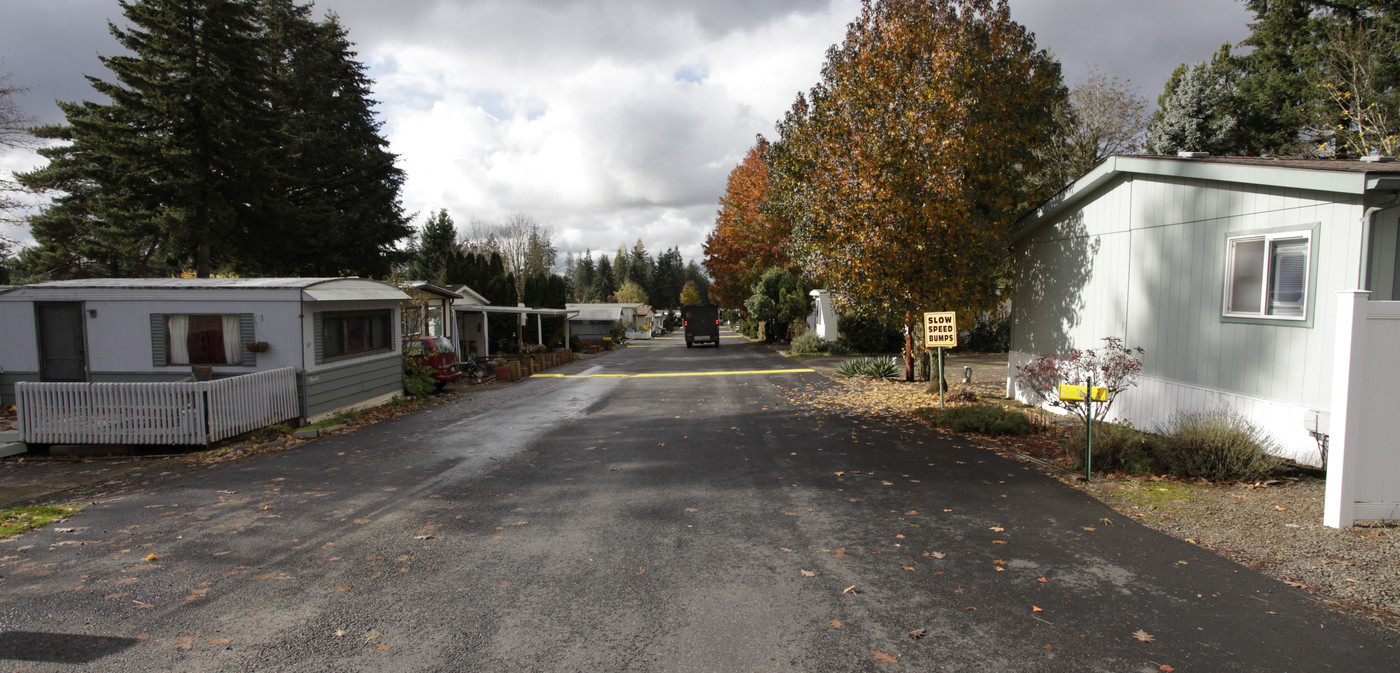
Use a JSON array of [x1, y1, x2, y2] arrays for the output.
[[767, 0, 1064, 379], [703, 136, 794, 309]]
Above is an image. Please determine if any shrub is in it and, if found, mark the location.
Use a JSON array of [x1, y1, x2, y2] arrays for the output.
[[920, 404, 1032, 435], [402, 364, 438, 397], [790, 331, 829, 355], [1015, 337, 1146, 424], [1155, 409, 1283, 482], [569, 334, 582, 352], [608, 320, 629, 344], [834, 315, 903, 354], [1061, 421, 1157, 475], [961, 312, 1010, 352], [836, 356, 899, 380]]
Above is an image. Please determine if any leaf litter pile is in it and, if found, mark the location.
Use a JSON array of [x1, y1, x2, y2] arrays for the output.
[[784, 356, 1400, 631]]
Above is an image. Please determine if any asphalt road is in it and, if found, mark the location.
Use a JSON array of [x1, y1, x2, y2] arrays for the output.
[[1, 329, 1395, 672]]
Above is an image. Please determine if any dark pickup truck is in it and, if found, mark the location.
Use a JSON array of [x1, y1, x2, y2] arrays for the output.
[[683, 304, 720, 348]]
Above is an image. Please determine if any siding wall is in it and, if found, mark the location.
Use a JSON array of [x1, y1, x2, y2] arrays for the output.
[[1011, 174, 1366, 465], [301, 354, 403, 420]]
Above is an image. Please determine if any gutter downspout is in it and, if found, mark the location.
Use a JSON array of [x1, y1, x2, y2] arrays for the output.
[[1359, 192, 1400, 290]]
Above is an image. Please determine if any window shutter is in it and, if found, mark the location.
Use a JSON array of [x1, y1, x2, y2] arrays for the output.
[[240, 314, 256, 366], [313, 312, 324, 365], [150, 314, 167, 366]]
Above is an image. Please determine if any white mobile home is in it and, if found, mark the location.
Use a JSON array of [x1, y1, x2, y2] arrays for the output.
[[0, 278, 410, 421], [1008, 155, 1400, 474]]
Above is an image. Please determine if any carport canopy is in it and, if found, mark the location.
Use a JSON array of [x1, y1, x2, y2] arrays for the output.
[[452, 304, 576, 357]]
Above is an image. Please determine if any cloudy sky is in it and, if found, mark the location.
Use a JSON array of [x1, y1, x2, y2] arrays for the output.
[[1, 0, 1255, 265]]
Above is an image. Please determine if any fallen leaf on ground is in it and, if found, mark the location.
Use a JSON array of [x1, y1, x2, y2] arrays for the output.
[[872, 650, 899, 663], [1160, 666, 1176, 672], [833, 547, 846, 558], [780, 547, 794, 553], [989, 526, 1004, 532], [1032, 605, 1044, 612], [353, 519, 370, 524], [1284, 580, 1308, 589], [909, 628, 926, 640], [333, 630, 349, 637], [144, 554, 160, 563], [208, 638, 233, 646], [175, 636, 196, 650], [684, 508, 698, 513], [830, 619, 843, 628], [1133, 629, 1155, 642], [843, 585, 858, 594], [364, 629, 381, 643], [376, 643, 392, 651], [413, 535, 434, 540], [905, 510, 918, 515], [327, 585, 353, 594], [901, 566, 916, 571], [800, 570, 816, 577]]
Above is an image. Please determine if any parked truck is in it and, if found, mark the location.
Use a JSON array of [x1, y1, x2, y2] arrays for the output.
[[682, 304, 720, 348]]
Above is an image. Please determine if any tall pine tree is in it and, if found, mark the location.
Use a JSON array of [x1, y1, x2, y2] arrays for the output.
[[17, 0, 408, 279]]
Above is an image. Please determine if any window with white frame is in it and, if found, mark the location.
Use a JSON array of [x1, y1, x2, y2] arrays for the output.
[[1224, 231, 1311, 319], [166, 314, 243, 365]]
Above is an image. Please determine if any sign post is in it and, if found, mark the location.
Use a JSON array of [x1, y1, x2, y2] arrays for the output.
[[923, 312, 957, 408], [1058, 379, 1108, 481]]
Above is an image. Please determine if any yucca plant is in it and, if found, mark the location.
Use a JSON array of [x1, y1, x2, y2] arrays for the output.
[[836, 356, 899, 380]]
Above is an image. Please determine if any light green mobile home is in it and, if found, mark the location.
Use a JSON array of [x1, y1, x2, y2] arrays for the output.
[[1009, 155, 1400, 468]]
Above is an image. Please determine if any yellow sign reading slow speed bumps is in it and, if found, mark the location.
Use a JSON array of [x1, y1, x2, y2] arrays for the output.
[[923, 312, 957, 348]]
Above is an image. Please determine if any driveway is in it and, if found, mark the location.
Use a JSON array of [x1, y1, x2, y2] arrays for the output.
[[0, 329, 1394, 671]]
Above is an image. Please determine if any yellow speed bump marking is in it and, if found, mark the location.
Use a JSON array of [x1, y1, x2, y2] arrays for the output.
[[536, 369, 815, 379]]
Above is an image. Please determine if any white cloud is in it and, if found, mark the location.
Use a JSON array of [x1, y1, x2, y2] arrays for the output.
[[1, 0, 1257, 264]]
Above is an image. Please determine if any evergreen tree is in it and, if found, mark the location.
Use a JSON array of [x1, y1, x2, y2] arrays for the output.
[[573, 250, 596, 301], [408, 209, 457, 284], [16, 0, 408, 279], [20, 0, 274, 277], [1147, 60, 1240, 155], [591, 255, 618, 302], [253, 2, 410, 276]]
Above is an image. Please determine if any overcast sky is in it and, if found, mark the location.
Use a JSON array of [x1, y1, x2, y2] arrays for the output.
[[0, 0, 1256, 265]]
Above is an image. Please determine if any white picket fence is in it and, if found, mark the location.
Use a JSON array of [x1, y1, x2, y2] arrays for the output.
[[16, 367, 299, 446]]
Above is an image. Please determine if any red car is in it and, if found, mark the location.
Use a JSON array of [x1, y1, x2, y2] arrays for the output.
[[403, 336, 466, 388]]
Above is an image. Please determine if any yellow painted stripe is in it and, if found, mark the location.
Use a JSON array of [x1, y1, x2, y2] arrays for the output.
[[536, 369, 815, 379]]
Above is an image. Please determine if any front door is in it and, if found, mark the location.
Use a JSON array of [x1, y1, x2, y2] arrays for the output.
[[35, 302, 88, 382]]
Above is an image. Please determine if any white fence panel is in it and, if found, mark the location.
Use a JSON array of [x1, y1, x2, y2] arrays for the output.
[[205, 368, 299, 442], [1325, 292, 1400, 527], [16, 367, 299, 447], [17, 381, 206, 445]]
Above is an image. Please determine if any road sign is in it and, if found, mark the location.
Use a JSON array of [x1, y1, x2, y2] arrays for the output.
[[1058, 384, 1108, 402], [923, 312, 957, 348]]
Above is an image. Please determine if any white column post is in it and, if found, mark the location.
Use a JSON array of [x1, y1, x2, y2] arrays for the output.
[[1324, 290, 1370, 528], [481, 310, 490, 358]]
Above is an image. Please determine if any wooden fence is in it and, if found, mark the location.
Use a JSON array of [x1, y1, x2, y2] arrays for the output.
[[16, 368, 299, 447]]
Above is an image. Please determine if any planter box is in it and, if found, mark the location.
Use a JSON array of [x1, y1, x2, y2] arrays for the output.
[[495, 366, 510, 382]]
